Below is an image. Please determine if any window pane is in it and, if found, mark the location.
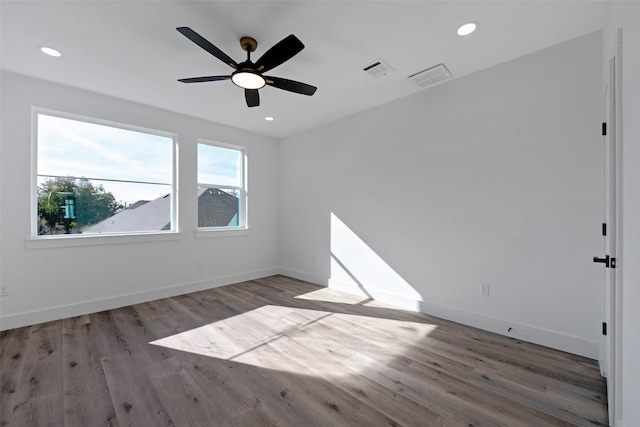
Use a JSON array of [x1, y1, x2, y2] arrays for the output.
[[197, 144, 242, 187], [38, 114, 172, 184], [198, 187, 240, 228], [35, 112, 175, 236]]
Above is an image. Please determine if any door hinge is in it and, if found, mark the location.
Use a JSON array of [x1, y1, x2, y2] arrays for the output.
[[602, 223, 607, 236], [602, 122, 607, 136], [602, 322, 607, 336]]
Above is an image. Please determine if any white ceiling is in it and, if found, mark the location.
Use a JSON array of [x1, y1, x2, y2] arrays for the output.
[[1, 1, 608, 138]]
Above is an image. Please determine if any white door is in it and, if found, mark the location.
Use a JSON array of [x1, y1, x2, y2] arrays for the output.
[[605, 57, 616, 423], [596, 32, 621, 425]]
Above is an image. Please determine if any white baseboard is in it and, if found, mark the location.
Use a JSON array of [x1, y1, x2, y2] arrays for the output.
[[280, 269, 599, 359], [0, 267, 280, 331], [418, 300, 599, 360], [278, 267, 329, 286]]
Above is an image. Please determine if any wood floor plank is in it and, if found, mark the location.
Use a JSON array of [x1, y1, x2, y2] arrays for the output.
[[267, 326, 442, 427], [234, 340, 402, 427], [181, 353, 299, 427], [309, 311, 476, 380], [0, 275, 608, 426], [101, 350, 175, 426], [145, 357, 233, 427], [467, 368, 607, 426], [185, 342, 389, 427], [545, 378, 609, 424], [62, 315, 119, 427], [270, 324, 494, 426], [0, 328, 31, 426], [265, 308, 520, 426], [296, 314, 537, 425], [3, 322, 64, 427], [294, 304, 483, 369]]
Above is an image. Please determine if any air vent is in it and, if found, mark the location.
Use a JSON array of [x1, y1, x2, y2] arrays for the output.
[[362, 59, 394, 78], [408, 64, 452, 89]]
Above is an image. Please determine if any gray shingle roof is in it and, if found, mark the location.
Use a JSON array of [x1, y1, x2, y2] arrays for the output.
[[82, 187, 238, 233], [197, 187, 238, 227]]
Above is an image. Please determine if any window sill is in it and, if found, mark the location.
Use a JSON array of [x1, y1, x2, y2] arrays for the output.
[[26, 231, 182, 249], [194, 228, 249, 239]]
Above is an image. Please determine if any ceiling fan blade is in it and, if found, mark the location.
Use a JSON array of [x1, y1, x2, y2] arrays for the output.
[[177, 27, 238, 69], [265, 76, 317, 96], [178, 75, 230, 83], [245, 89, 260, 107], [255, 35, 304, 73]]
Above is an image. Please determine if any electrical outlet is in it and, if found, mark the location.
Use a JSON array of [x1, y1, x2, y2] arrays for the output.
[[197, 259, 204, 269], [480, 283, 490, 297], [0, 286, 8, 297]]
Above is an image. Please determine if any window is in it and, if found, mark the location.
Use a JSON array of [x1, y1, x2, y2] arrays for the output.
[[197, 140, 246, 229], [34, 110, 176, 237]]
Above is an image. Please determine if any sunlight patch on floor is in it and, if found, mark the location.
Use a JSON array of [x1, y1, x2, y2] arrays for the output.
[[294, 287, 420, 311], [294, 287, 372, 305], [150, 304, 438, 374]]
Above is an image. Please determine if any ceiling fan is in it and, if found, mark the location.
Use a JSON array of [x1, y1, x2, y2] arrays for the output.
[[177, 27, 317, 108]]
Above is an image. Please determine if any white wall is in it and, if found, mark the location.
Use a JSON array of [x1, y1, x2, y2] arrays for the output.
[[0, 71, 280, 330], [603, 3, 640, 425], [280, 32, 603, 358]]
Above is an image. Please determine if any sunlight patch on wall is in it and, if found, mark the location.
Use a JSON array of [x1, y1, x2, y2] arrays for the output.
[[330, 212, 423, 311]]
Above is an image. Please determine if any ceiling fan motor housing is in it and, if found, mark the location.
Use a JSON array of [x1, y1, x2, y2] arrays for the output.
[[240, 36, 258, 53]]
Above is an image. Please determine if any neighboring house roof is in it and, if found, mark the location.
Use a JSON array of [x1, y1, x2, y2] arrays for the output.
[[82, 187, 238, 234], [83, 194, 171, 233], [198, 187, 238, 228], [126, 200, 150, 210]]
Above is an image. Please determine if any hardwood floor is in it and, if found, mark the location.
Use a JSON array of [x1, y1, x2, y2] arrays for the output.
[[0, 275, 608, 426]]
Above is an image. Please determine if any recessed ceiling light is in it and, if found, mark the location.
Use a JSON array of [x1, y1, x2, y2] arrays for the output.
[[265, 116, 274, 121], [457, 22, 477, 36], [40, 46, 62, 57]]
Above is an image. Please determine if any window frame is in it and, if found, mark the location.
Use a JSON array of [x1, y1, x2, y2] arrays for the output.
[[195, 138, 248, 236], [30, 107, 179, 246]]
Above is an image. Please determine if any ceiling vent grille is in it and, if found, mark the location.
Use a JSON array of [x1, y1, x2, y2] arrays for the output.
[[408, 64, 452, 89], [362, 59, 394, 78]]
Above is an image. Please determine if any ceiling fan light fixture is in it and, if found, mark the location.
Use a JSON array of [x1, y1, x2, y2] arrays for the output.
[[231, 71, 266, 89], [457, 22, 477, 36]]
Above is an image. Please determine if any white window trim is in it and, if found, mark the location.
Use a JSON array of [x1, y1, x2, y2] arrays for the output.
[[194, 228, 249, 239], [30, 107, 179, 245], [26, 232, 182, 250], [196, 138, 248, 234]]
